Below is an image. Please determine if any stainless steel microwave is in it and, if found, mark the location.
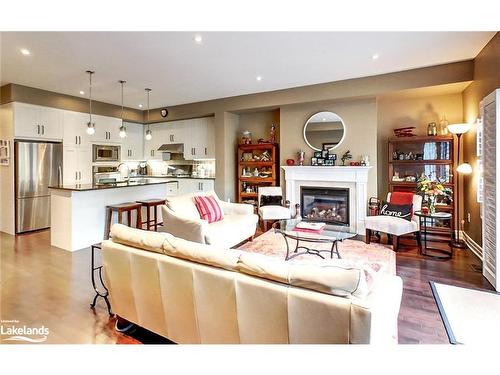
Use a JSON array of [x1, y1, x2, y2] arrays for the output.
[[92, 144, 121, 162]]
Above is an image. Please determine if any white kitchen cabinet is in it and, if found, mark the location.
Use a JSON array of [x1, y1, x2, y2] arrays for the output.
[[63, 146, 92, 185], [121, 122, 144, 160], [13, 102, 63, 140], [93, 115, 122, 144], [184, 117, 216, 160], [177, 179, 215, 195], [163, 120, 184, 144], [63, 110, 92, 148], [144, 123, 166, 160]]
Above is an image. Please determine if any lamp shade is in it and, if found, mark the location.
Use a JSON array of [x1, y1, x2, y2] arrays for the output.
[[457, 163, 473, 174], [447, 123, 471, 135]]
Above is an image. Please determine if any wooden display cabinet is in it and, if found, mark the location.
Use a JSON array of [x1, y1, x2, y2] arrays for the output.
[[388, 135, 456, 237], [236, 143, 279, 206]]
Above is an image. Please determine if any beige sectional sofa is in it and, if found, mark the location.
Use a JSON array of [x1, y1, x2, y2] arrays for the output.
[[160, 191, 258, 248], [102, 224, 403, 344]]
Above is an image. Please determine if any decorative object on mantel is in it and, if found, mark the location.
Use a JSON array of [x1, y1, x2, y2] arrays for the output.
[[393, 126, 416, 137], [0, 139, 11, 166], [341, 150, 352, 166], [360, 155, 370, 166], [427, 122, 437, 136], [286, 158, 295, 166], [297, 151, 305, 166]]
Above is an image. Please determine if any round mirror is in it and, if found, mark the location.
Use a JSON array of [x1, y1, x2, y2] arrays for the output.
[[303, 111, 346, 151]]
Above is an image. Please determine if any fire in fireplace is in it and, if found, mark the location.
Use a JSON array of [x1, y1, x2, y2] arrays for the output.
[[300, 187, 349, 226]]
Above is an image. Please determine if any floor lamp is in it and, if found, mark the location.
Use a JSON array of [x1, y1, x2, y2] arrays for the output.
[[447, 123, 472, 249]]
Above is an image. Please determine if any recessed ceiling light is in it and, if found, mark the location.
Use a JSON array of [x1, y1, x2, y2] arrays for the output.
[[194, 35, 203, 44], [20, 48, 31, 56], [256, 76, 262, 82], [138, 104, 143, 108], [372, 53, 380, 60], [79, 90, 85, 95]]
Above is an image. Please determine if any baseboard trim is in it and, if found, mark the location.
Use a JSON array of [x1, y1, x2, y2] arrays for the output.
[[463, 231, 483, 261]]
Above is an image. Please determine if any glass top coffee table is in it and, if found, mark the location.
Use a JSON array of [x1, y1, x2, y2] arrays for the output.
[[272, 219, 357, 261]]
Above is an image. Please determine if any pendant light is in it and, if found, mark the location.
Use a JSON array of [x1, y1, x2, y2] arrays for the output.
[[145, 88, 152, 141], [118, 80, 127, 138], [86, 70, 96, 135]]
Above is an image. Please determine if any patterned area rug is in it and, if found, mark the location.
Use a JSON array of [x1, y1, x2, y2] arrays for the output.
[[238, 230, 396, 275]]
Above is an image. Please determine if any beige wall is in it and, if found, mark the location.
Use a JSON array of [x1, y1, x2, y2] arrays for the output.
[[2, 61, 475, 201], [377, 92, 464, 197], [237, 109, 279, 143], [462, 32, 500, 246], [152, 62, 472, 200], [280, 98, 378, 199]]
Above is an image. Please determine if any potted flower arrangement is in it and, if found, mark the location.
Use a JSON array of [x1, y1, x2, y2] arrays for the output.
[[416, 176, 452, 214]]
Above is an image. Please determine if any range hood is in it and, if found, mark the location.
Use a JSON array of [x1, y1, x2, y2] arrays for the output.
[[157, 143, 184, 153]]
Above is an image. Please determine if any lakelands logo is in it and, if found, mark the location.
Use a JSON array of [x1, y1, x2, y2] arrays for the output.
[[1, 320, 49, 343]]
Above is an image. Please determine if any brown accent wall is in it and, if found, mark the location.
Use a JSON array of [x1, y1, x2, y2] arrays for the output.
[[462, 32, 500, 246], [1, 84, 144, 123]]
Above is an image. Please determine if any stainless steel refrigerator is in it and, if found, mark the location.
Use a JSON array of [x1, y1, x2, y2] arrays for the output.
[[15, 141, 63, 233]]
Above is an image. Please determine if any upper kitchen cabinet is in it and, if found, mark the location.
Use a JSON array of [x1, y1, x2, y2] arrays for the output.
[[13, 102, 63, 141], [93, 115, 122, 144], [121, 122, 144, 160], [163, 120, 184, 144], [144, 123, 166, 160], [184, 117, 216, 160], [62, 110, 92, 148]]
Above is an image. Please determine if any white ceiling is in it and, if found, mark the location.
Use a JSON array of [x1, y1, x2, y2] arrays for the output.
[[0, 32, 495, 108]]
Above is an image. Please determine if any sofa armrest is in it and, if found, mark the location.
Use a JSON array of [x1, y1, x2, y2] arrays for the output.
[[160, 205, 209, 244], [218, 200, 254, 216]]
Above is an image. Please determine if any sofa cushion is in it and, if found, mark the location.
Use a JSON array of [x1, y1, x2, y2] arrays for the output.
[[109, 223, 171, 254], [194, 195, 224, 223], [236, 251, 378, 298], [166, 191, 215, 220], [365, 215, 418, 235], [205, 214, 259, 247], [162, 235, 242, 271]]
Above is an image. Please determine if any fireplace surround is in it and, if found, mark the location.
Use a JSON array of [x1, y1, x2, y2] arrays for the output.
[[281, 166, 371, 234]]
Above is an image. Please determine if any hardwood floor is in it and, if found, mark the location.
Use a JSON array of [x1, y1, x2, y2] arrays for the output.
[[0, 229, 493, 344]]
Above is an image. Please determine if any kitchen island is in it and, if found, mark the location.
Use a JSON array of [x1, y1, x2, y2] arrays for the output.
[[49, 178, 177, 251]]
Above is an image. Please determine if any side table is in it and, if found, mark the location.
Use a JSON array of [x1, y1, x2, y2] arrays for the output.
[[90, 243, 113, 315], [414, 211, 453, 260]]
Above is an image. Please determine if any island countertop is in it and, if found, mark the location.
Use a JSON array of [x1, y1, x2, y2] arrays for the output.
[[49, 178, 176, 192]]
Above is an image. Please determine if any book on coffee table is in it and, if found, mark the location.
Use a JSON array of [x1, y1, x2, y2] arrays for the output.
[[293, 221, 326, 234]]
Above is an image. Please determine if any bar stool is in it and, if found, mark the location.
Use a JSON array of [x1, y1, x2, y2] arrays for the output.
[[136, 199, 166, 231], [104, 202, 143, 239]]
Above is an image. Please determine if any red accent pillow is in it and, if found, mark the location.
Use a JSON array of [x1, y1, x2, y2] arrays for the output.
[[390, 192, 414, 215], [194, 195, 224, 223]]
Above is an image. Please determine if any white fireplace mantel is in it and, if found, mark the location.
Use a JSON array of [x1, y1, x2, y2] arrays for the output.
[[281, 166, 372, 234]]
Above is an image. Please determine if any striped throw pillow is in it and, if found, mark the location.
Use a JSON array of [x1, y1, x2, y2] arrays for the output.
[[194, 195, 224, 223]]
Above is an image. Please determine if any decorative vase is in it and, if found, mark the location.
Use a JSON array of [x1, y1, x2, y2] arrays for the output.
[[428, 196, 436, 215], [286, 158, 295, 166], [297, 151, 305, 166]]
